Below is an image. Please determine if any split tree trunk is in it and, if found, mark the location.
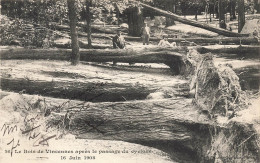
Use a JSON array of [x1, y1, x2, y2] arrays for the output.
[[127, 6, 144, 37], [238, 0, 245, 33], [67, 0, 80, 65], [139, 2, 249, 37]]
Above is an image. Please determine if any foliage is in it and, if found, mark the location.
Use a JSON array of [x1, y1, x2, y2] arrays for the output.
[[1, 0, 84, 25], [0, 15, 55, 48]]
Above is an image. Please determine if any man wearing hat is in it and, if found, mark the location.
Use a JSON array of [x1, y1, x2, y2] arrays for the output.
[[112, 30, 125, 49], [141, 22, 150, 45]]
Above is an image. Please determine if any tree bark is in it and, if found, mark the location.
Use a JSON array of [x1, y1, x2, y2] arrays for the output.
[[238, 0, 245, 33], [53, 40, 111, 49], [215, 0, 219, 19], [0, 47, 184, 72], [0, 77, 154, 102], [85, 0, 92, 48], [165, 0, 175, 27], [52, 98, 210, 142], [255, 0, 260, 13], [124, 36, 258, 45], [139, 2, 249, 37], [197, 45, 260, 55], [127, 6, 144, 37], [218, 0, 226, 29], [0, 91, 212, 146], [67, 0, 80, 65], [230, 0, 236, 20], [114, 3, 120, 26]]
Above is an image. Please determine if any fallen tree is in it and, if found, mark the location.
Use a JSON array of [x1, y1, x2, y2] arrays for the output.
[[196, 45, 260, 54], [52, 25, 258, 45], [139, 2, 249, 37], [0, 47, 186, 74], [53, 40, 111, 49], [50, 23, 257, 46], [50, 23, 126, 34], [54, 29, 114, 40], [124, 37, 258, 45], [0, 91, 212, 152], [0, 77, 155, 102]]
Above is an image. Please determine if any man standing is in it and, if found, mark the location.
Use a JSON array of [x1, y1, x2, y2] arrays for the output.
[[141, 22, 150, 45]]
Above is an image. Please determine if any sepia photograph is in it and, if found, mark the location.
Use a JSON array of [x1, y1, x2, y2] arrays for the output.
[[0, 0, 259, 162]]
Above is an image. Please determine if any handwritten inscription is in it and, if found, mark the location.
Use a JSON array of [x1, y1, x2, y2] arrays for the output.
[[6, 138, 20, 157], [1, 124, 18, 136], [1, 113, 56, 157]]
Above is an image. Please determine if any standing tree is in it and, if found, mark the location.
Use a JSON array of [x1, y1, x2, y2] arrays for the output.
[[238, 0, 245, 33], [165, 0, 176, 26], [254, 0, 260, 13], [67, 0, 80, 65], [85, 0, 92, 48], [126, 5, 144, 37], [218, 0, 226, 29], [229, 0, 236, 20]]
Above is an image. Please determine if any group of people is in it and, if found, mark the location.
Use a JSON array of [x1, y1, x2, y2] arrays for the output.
[[112, 22, 176, 49]]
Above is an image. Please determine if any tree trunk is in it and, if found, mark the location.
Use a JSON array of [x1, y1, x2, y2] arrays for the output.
[[50, 22, 124, 34], [230, 0, 236, 20], [238, 0, 245, 33], [127, 6, 144, 36], [139, 2, 249, 37], [197, 45, 260, 55], [85, 0, 92, 48], [0, 77, 155, 102], [218, 0, 226, 29], [165, 0, 175, 27], [67, 0, 80, 65], [91, 25, 127, 34], [114, 3, 120, 26], [0, 47, 185, 74], [255, 0, 260, 13], [0, 91, 212, 148], [124, 36, 258, 45], [215, 1, 219, 19], [51, 98, 210, 143], [53, 40, 111, 49], [195, 10, 198, 21]]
